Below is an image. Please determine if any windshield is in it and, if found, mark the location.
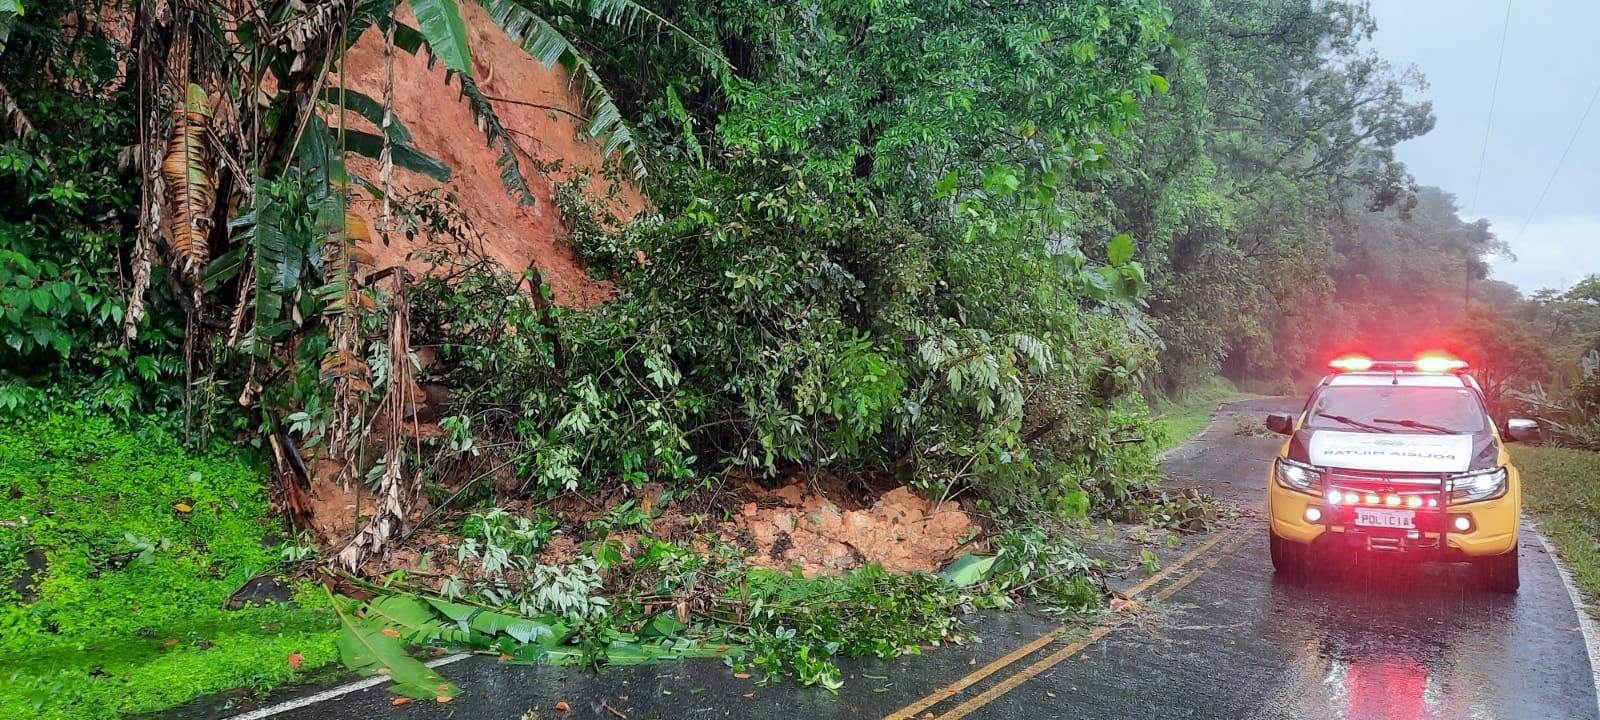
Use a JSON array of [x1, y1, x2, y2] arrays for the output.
[[1304, 385, 1487, 434]]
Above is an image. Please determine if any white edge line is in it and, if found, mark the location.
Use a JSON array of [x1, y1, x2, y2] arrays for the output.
[[1533, 525, 1600, 715], [225, 653, 472, 719]]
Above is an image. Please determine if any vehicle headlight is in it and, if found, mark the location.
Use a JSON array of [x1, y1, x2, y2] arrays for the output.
[[1450, 466, 1508, 504], [1275, 458, 1323, 494]]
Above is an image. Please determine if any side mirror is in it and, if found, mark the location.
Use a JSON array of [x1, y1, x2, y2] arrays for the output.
[[1505, 417, 1539, 443], [1266, 413, 1295, 435]]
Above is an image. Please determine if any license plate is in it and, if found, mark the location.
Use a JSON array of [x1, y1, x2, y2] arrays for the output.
[[1355, 508, 1415, 529]]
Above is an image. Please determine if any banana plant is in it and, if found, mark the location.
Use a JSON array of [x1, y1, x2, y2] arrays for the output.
[[161, 84, 216, 282]]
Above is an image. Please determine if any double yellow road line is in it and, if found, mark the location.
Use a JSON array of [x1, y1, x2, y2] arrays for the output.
[[884, 525, 1253, 720]]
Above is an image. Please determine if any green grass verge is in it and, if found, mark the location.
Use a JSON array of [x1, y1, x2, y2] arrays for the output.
[[1149, 378, 1257, 455], [0, 412, 339, 719], [1511, 445, 1600, 613]]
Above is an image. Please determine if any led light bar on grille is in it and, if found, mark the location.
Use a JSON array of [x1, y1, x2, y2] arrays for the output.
[[1324, 489, 1439, 508]]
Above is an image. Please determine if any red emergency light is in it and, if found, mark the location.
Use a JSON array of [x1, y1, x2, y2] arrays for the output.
[[1414, 355, 1469, 373], [1327, 354, 1469, 374], [1329, 355, 1374, 372]]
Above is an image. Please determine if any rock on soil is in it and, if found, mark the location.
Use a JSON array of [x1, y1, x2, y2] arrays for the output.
[[224, 574, 297, 610], [727, 479, 980, 577], [9, 546, 46, 603]]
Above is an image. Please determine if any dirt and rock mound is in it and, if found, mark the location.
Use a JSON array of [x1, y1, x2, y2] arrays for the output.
[[356, 471, 983, 583], [725, 478, 981, 577]]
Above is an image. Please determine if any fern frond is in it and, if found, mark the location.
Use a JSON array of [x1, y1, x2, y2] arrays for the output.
[[560, 0, 729, 78], [1006, 332, 1053, 373]]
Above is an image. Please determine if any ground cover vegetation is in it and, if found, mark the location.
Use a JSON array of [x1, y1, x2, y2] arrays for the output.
[[0, 413, 340, 719], [1510, 445, 1600, 617], [5, 0, 1600, 714]]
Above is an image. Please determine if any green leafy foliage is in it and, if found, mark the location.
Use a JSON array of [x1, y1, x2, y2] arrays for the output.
[[426, 597, 571, 645], [729, 565, 965, 691], [0, 0, 186, 419], [412, 150, 1160, 522], [1103, 0, 1449, 393], [938, 553, 998, 588], [541, 636, 734, 665], [361, 595, 471, 643], [546, 0, 1179, 516], [716, 539, 1106, 690], [984, 527, 1102, 611], [334, 595, 460, 700], [408, 0, 473, 74]]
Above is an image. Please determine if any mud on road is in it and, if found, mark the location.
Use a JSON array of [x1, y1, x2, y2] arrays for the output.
[[176, 398, 1600, 720]]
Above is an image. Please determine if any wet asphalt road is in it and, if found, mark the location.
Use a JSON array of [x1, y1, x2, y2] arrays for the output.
[[180, 398, 1600, 720]]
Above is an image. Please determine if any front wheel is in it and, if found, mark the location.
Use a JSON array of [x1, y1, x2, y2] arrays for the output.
[[1474, 550, 1520, 593], [1270, 530, 1308, 574]]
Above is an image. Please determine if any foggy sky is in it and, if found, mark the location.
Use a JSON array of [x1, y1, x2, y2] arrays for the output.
[[1366, 0, 1599, 296]]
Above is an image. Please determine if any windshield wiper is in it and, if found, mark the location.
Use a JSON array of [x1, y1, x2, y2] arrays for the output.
[[1315, 412, 1393, 433], [1373, 418, 1457, 435]]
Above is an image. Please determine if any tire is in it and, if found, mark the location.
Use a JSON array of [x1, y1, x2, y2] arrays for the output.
[[1270, 530, 1307, 574], [1475, 550, 1520, 593]]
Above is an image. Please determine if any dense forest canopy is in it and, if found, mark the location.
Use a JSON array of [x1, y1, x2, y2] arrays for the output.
[[3, 0, 1599, 548]]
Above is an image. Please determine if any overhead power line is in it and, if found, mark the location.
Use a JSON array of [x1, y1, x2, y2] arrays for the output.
[[1512, 79, 1600, 244], [1466, 0, 1512, 217]]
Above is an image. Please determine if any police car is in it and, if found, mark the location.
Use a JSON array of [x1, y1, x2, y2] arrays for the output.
[[1264, 355, 1536, 592]]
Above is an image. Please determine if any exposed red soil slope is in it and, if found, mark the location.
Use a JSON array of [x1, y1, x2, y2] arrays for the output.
[[333, 2, 645, 308], [297, 5, 645, 548]]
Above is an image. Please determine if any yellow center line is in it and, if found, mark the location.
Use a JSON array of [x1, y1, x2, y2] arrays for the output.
[[882, 526, 1247, 720], [933, 530, 1255, 720]]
